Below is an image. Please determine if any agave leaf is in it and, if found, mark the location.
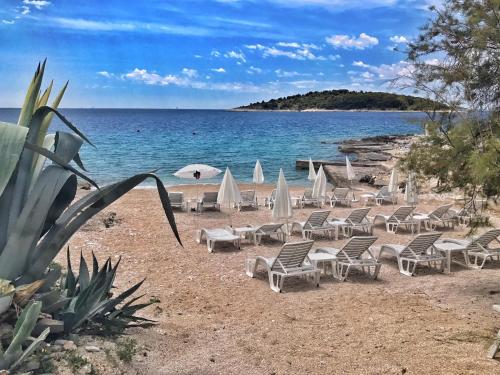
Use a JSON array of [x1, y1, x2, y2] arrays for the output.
[[29, 133, 56, 192], [9, 327, 50, 372], [31, 81, 68, 176], [35, 81, 68, 148], [39, 174, 77, 239], [7, 301, 42, 356], [65, 248, 77, 298], [91, 252, 99, 282], [13, 280, 45, 307], [0, 165, 74, 281], [73, 152, 87, 171], [17, 60, 45, 128], [22, 172, 181, 284], [35, 80, 53, 109], [24, 142, 98, 189], [38, 265, 62, 293], [8, 105, 94, 237], [53, 131, 84, 164], [78, 252, 90, 291], [0, 122, 29, 197]]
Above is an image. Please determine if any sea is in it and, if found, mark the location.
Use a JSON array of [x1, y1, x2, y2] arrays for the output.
[[0, 109, 425, 186]]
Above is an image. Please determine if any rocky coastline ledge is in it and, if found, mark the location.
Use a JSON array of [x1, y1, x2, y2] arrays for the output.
[[296, 134, 416, 187]]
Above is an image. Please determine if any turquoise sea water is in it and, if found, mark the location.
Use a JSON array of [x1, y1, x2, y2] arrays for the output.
[[0, 109, 425, 186]]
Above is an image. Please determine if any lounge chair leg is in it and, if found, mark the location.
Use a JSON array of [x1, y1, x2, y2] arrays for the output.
[[269, 273, 282, 293], [373, 264, 381, 280], [245, 259, 257, 277]]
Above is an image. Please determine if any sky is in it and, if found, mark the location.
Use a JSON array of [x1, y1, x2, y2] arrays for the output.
[[0, 0, 440, 109]]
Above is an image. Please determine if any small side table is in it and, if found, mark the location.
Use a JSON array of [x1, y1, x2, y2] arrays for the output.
[[308, 252, 337, 276], [412, 214, 430, 233], [291, 196, 303, 208], [434, 241, 469, 274], [230, 227, 258, 245]]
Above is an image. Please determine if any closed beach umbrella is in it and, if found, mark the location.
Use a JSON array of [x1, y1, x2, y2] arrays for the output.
[[174, 164, 222, 180], [312, 164, 327, 202], [388, 168, 399, 193], [308, 158, 317, 181], [273, 169, 293, 232], [405, 172, 418, 206], [218, 167, 241, 207], [218, 167, 241, 225], [253, 160, 264, 184], [345, 156, 356, 182]]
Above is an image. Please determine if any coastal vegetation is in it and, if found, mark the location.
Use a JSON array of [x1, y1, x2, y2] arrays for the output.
[[0, 62, 180, 373], [399, 0, 499, 215], [236, 89, 447, 111]]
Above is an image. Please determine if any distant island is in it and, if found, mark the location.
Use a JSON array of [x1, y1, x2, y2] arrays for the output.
[[235, 89, 446, 111]]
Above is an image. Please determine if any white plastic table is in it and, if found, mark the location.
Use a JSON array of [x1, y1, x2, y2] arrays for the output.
[[308, 252, 337, 276], [434, 241, 469, 274], [230, 227, 258, 245]]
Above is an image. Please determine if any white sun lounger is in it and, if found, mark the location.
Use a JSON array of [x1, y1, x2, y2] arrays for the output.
[[301, 188, 322, 208], [252, 223, 286, 244], [315, 236, 380, 281], [439, 229, 500, 269], [245, 240, 320, 292], [238, 190, 258, 211], [363, 186, 397, 206], [329, 187, 351, 207], [378, 232, 445, 276], [196, 228, 241, 253], [413, 203, 456, 231], [197, 192, 220, 212], [168, 192, 185, 210], [373, 206, 417, 234], [291, 211, 333, 239], [265, 189, 277, 209], [328, 207, 372, 238]]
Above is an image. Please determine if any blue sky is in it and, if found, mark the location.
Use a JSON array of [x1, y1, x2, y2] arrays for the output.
[[0, 0, 438, 108]]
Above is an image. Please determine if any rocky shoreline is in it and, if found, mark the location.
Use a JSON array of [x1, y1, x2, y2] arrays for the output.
[[297, 133, 417, 186]]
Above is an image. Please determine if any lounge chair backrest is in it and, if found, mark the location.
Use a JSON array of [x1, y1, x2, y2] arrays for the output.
[[346, 208, 370, 224], [303, 188, 314, 199], [402, 232, 442, 257], [271, 240, 314, 272], [305, 211, 330, 229], [336, 236, 377, 262], [333, 188, 349, 199], [257, 223, 284, 234], [431, 204, 453, 219], [168, 192, 184, 204], [377, 186, 390, 198], [270, 189, 276, 200], [470, 229, 500, 250], [240, 190, 255, 202], [389, 206, 415, 222], [202, 192, 218, 203]]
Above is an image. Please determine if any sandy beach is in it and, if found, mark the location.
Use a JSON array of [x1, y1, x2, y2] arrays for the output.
[[59, 183, 500, 374]]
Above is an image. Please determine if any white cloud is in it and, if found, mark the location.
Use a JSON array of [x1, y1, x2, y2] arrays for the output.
[[389, 35, 408, 44], [21, 6, 30, 15], [182, 68, 198, 78], [246, 43, 337, 61], [2, 20, 15, 25], [224, 50, 246, 62], [325, 33, 379, 49], [211, 67, 226, 73], [124, 68, 185, 86], [246, 66, 263, 74], [275, 69, 313, 78], [97, 71, 113, 78], [194, 54, 202, 58], [353, 60, 370, 68], [277, 42, 300, 48], [211, 50, 221, 57], [23, 0, 51, 10]]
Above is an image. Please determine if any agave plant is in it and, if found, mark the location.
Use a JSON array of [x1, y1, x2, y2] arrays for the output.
[[0, 61, 181, 332], [0, 280, 15, 316], [54, 250, 155, 334], [0, 301, 49, 372]]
